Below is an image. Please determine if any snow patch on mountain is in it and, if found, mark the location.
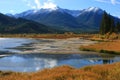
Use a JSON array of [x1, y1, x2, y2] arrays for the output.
[[14, 7, 104, 18], [80, 7, 103, 15]]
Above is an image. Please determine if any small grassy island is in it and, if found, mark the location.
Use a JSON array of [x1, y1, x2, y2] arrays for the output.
[[80, 33, 120, 54]]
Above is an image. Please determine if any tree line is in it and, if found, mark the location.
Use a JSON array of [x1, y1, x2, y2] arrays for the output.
[[100, 11, 120, 35]]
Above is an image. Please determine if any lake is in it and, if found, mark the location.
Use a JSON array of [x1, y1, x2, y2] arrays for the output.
[[0, 38, 120, 72]]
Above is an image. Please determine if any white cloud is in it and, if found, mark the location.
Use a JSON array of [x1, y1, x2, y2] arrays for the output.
[[95, 0, 109, 3], [42, 1, 57, 9], [111, 0, 116, 4], [23, 0, 57, 10], [95, 0, 120, 5], [23, 0, 37, 9], [34, 0, 41, 9], [27, 2, 37, 9], [110, 0, 120, 5]]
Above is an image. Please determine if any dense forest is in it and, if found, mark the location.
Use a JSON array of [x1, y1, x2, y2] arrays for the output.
[[100, 11, 120, 35], [0, 13, 63, 34]]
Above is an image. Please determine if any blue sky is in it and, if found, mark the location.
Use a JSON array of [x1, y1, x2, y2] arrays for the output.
[[0, 0, 120, 17]]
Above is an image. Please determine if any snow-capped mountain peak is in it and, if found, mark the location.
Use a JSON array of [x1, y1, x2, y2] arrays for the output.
[[82, 7, 102, 13], [41, 6, 59, 11], [87, 7, 100, 12], [14, 7, 104, 18], [80, 7, 103, 15], [14, 6, 82, 18], [30, 6, 62, 15]]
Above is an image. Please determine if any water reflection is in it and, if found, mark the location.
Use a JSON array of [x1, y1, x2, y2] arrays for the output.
[[0, 54, 119, 72], [0, 55, 58, 72], [102, 59, 113, 64], [0, 38, 120, 72], [0, 38, 34, 52]]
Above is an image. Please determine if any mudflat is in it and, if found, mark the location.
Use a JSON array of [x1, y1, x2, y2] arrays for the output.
[[16, 38, 98, 54]]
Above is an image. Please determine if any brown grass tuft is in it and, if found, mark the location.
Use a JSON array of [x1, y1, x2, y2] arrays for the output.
[[0, 63, 120, 80]]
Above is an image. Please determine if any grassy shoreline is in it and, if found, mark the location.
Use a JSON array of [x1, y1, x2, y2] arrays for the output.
[[80, 40, 120, 55], [0, 62, 120, 80], [1, 33, 120, 55], [0, 33, 94, 39]]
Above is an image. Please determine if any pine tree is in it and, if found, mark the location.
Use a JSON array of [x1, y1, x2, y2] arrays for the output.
[[100, 11, 110, 34], [100, 11, 115, 35], [116, 22, 120, 33], [110, 17, 115, 33], [100, 11, 106, 34]]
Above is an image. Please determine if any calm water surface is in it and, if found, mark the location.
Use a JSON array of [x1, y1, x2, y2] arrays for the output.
[[0, 38, 120, 72]]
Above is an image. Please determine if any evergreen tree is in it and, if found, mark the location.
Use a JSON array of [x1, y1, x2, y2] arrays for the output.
[[100, 11, 106, 34], [100, 11, 109, 34], [110, 17, 115, 33], [100, 11, 115, 35], [116, 22, 120, 33]]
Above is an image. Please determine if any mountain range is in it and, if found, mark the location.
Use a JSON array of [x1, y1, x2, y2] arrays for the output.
[[0, 13, 61, 34], [1, 7, 120, 34]]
